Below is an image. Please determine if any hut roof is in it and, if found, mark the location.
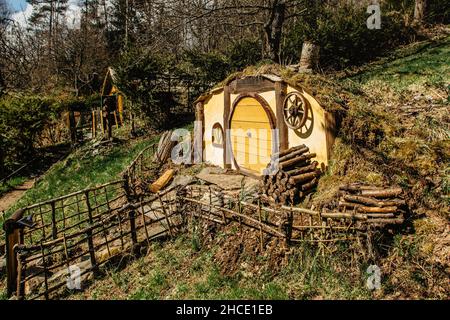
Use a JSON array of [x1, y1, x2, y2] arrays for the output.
[[101, 67, 119, 96], [195, 64, 353, 113]]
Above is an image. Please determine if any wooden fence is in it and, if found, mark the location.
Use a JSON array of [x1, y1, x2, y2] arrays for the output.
[[122, 144, 158, 200], [4, 183, 182, 300], [1, 142, 162, 300], [1, 140, 403, 300], [3, 180, 124, 297], [181, 185, 369, 249]]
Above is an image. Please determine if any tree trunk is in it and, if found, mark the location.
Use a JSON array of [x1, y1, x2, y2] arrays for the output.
[[68, 110, 77, 145], [264, 0, 286, 62], [299, 41, 320, 72], [129, 112, 136, 138], [414, 0, 427, 24], [299, 0, 320, 72], [0, 143, 4, 178]]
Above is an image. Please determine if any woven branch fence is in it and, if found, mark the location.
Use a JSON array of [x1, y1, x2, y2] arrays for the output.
[[181, 185, 380, 248], [122, 143, 158, 199], [1, 141, 404, 300], [1, 143, 164, 300], [5, 183, 181, 300]]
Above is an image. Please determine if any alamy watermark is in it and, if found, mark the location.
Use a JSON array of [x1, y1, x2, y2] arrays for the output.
[[170, 121, 280, 176], [367, 3, 382, 30], [66, 265, 82, 290], [366, 265, 381, 290]]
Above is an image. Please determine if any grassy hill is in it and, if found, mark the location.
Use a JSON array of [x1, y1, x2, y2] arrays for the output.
[[1, 34, 448, 300], [2, 133, 161, 221], [69, 35, 448, 300]]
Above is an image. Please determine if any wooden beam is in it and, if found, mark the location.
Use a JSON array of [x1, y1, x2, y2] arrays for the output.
[[229, 78, 275, 94], [195, 102, 205, 163], [275, 82, 288, 152], [4, 209, 25, 297], [223, 85, 232, 169]]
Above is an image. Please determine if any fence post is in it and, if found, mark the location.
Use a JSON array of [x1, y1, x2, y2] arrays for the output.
[[84, 191, 98, 274], [122, 171, 131, 202], [50, 201, 57, 240], [16, 251, 25, 300], [92, 110, 96, 138], [3, 209, 25, 297], [257, 198, 264, 252], [68, 110, 77, 145], [128, 209, 138, 254], [158, 193, 173, 238], [179, 187, 189, 228], [285, 208, 294, 247]]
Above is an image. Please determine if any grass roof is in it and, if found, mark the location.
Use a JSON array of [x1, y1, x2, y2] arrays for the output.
[[197, 63, 356, 113]]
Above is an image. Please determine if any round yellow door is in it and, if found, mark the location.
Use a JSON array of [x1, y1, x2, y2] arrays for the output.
[[230, 97, 273, 174]]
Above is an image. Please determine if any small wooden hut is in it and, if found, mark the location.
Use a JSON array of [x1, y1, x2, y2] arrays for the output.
[[101, 67, 125, 125]]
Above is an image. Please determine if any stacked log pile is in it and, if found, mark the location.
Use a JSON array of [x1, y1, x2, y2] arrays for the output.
[[262, 145, 322, 205], [154, 131, 177, 164], [337, 183, 406, 224]]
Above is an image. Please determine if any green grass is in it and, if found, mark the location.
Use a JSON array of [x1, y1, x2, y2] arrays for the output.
[[347, 36, 450, 91], [4, 135, 160, 218], [4, 34, 450, 300], [70, 234, 371, 300]]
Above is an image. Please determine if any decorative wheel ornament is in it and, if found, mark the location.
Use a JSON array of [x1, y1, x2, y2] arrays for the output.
[[283, 92, 309, 130]]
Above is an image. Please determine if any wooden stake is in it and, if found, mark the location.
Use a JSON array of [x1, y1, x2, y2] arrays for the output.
[[140, 197, 151, 245], [128, 209, 138, 252], [16, 251, 25, 300], [84, 191, 98, 274], [40, 243, 49, 300], [92, 110, 96, 137], [158, 193, 173, 238], [50, 201, 57, 240], [257, 198, 263, 252], [113, 111, 119, 129]]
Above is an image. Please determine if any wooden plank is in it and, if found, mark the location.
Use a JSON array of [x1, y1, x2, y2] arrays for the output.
[[194, 102, 205, 163], [223, 85, 232, 169], [275, 82, 288, 152], [229, 78, 275, 94]]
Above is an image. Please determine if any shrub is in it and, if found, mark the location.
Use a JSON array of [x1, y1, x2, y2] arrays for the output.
[[176, 50, 231, 91], [0, 95, 62, 176], [114, 49, 172, 130], [426, 0, 450, 24], [283, 2, 416, 69], [226, 39, 263, 71]]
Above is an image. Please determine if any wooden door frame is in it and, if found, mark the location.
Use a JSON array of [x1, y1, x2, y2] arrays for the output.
[[227, 93, 277, 178]]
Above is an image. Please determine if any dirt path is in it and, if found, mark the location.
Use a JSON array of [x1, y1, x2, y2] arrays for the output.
[[0, 179, 35, 214]]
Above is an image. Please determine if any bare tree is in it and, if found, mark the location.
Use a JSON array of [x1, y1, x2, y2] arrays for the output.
[[414, 0, 427, 24], [0, 0, 10, 93]]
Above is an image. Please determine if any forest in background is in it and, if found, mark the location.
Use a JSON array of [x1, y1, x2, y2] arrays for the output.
[[0, 0, 449, 177]]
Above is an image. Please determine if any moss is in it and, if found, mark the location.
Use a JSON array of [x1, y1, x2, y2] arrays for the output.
[[199, 63, 354, 114]]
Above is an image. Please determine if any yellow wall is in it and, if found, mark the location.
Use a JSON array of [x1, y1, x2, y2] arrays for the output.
[[204, 92, 225, 167], [286, 85, 329, 169], [108, 85, 124, 124]]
